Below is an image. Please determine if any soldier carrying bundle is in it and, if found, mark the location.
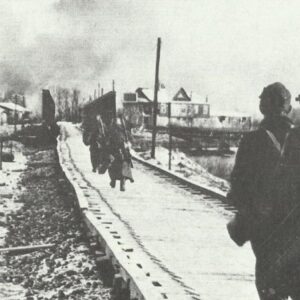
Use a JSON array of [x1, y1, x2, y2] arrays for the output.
[[106, 110, 134, 192], [83, 114, 108, 173], [82, 92, 134, 192]]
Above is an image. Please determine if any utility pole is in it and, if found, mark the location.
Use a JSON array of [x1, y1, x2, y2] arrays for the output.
[[112, 80, 115, 92], [14, 94, 17, 133], [151, 37, 161, 159]]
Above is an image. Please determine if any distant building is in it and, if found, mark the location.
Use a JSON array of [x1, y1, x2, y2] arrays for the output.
[[123, 93, 137, 102], [122, 87, 210, 128], [132, 87, 206, 104], [0, 102, 30, 124], [173, 87, 191, 101]]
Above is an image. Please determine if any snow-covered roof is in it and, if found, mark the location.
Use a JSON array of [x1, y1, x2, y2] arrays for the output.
[[189, 92, 207, 104], [137, 88, 171, 103], [136, 88, 206, 104], [0, 107, 7, 114], [0, 102, 30, 112]]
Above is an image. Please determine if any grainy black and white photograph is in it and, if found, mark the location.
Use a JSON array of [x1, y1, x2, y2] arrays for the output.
[[1, 0, 300, 299]]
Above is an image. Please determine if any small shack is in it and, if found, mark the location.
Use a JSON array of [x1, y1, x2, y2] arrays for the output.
[[0, 102, 30, 125]]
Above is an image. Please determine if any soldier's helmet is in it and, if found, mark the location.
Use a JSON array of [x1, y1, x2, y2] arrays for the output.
[[259, 82, 292, 116]]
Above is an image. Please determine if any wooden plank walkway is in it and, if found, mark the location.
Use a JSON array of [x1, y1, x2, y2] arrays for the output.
[[59, 122, 258, 300]]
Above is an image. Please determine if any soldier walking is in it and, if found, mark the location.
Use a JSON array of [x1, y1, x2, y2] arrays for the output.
[[106, 114, 134, 192], [83, 114, 108, 173], [228, 82, 300, 299]]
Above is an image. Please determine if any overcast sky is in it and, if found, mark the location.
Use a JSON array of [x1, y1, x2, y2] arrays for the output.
[[1, 0, 300, 115]]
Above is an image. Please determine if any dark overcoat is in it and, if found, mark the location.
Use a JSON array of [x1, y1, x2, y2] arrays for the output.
[[228, 116, 300, 298], [84, 117, 108, 171], [107, 123, 133, 182]]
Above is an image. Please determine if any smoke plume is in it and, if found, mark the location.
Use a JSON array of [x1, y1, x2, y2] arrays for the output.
[[3, 0, 300, 115], [0, 62, 33, 94], [0, 0, 131, 98]]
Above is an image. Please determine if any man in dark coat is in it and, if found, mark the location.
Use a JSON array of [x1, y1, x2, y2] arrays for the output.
[[83, 114, 108, 172], [107, 116, 133, 192], [228, 82, 300, 299]]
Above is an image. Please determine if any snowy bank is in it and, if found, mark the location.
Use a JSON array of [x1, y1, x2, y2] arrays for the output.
[[133, 146, 230, 194]]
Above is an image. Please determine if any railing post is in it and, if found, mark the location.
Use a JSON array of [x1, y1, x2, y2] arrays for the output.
[[0, 138, 3, 170], [151, 37, 161, 159]]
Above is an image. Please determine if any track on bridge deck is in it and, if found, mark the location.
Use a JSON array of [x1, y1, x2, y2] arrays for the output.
[[58, 122, 257, 300]]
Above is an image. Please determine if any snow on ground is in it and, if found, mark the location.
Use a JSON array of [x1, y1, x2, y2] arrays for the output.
[[0, 142, 27, 299], [0, 142, 27, 245], [0, 125, 23, 137], [1, 140, 111, 300], [134, 146, 230, 194]]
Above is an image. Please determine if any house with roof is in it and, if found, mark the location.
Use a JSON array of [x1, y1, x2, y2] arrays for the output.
[[122, 86, 210, 128], [0, 102, 30, 125]]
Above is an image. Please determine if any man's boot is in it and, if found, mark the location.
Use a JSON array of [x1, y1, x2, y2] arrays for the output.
[[120, 179, 125, 192], [110, 180, 116, 188]]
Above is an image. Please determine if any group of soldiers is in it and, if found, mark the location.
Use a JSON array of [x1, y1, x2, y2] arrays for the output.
[[83, 113, 133, 192]]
